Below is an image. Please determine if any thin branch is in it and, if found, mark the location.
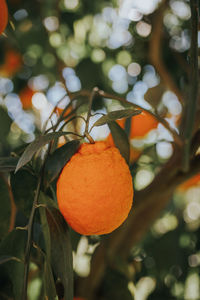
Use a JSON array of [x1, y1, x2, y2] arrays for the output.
[[181, 0, 199, 171], [149, 0, 184, 104], [84, 87, 99, 143], [77, 153, 200, 299], [98, 89, 183, 147], [42, 93, 69, 134], [71, 88, 183, 147], [22, 174, 42, 300], [8, 180, 17, 232], [0, 174, 17, 233]]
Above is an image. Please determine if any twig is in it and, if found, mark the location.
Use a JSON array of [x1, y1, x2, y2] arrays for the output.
[[77, 153, 200, 299], [42, 93, 68, 134], [22, 138, 56, 299], [149, 0, 184, 104], [8, 180, 17, 232], [84, 87, 99, 143], [98, 89, 183, 147], [181, 0, 199, 172], [71, 88, 183, 146], [22, 174, 42, 300]]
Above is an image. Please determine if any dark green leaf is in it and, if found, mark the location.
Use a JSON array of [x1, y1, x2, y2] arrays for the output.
[[0, 157, 19, 172], [43, 260, 57, 300], [0, 229, 27, 300], [103, 268, 133, 300], [39, 193, 53, 261], [0, 107, 12, 144], [0, 175, 11, 239], [93, 109, 141, 127], [10, 170, 37, 216], [108, 121, 130, 164], [45, 140, 80, 185], [15, 131, 76, 172], [46, 207, 73, 300], [39, 205, 57, 299]]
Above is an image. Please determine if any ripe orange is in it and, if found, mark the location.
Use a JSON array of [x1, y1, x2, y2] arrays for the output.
[[0, 50, 22, 77], [106, 110, 158, 162], [57, 141, 133, 235], [129, 110, 158, 138], [178, 174, 200, 191], [0, 0, 8, 35], [107, 110, 158, 142], [19, 86, 34, 109], [56, 107, 71, 117]]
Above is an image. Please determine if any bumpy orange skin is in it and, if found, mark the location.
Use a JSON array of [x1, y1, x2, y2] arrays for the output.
[[19, 86, 34, 109], [0, 0, 8, 35], [57, 141, 133, 235]]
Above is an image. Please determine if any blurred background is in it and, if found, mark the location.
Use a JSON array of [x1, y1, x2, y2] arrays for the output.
[[0, 0, 200, 299]]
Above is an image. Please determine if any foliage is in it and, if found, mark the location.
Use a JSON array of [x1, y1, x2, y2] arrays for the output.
[[0, 0, 200, 300]]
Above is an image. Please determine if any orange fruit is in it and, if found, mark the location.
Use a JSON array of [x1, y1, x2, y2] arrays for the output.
[[106, 111, 157, 162], [178, 174, 200, 191], [0, 0, 8, 35], [19, 86, 34, 109], [0, 50, 22, 77], [129, 110, 158, 138], [56, 107, 71, 117], [57, 141, 133, 235], [107, 110, 158, 142]]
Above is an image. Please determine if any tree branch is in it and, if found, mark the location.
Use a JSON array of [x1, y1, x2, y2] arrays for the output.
[[71, 88, 183, 147], [149, 0, 184, 104], [22, 175, 42, 300], [76, 153, 200, 299], [181, 0, 199, 171]]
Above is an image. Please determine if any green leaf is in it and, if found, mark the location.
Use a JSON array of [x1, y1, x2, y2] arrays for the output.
[[39, 194, 52, 261], [45, 207, 73, 300], [39, 200, 57, 298], [15, 131, 77, 173], [0, 175, 11, 239], [0, 157, 19, 172], [0, 229, 27, 300], [108, 121, 130, 164], [10, 170, 37, 216], [0, 107, 12, 144], [45, 140, 80, 185], [43, 260, 57, 300], [39, 194, 73, 300], [103, 268, 133, 300], [93, 109, 141, 127]]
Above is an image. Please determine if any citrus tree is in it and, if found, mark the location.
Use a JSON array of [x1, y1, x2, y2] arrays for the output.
[[0, 0, 200, 300]]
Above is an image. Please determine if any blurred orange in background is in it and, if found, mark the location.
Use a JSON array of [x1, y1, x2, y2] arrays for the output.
[[0, 50, 22, 77], [129, 110, 158, 138], [178, 174, 200, 191], [19, 86, 35, 109], [106, 110, 158, 163], [56, 106, 71, 118]]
